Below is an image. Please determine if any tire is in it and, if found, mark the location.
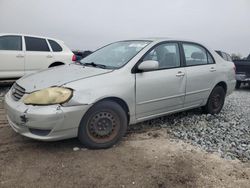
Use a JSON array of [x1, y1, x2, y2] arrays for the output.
[[78, 100, 128, 149], [235, 81, 241, 89], [202, 86, 226, 115]]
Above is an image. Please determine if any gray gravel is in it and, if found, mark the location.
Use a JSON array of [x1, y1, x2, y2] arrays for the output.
[[129, 88, 250, 162], [1, 84, 250, 162]]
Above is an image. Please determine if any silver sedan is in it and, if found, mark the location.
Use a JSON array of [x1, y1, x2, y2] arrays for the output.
[[5, 38, 236, 149]]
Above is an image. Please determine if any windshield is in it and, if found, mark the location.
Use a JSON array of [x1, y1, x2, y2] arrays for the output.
[[80, 40, 151, 69]]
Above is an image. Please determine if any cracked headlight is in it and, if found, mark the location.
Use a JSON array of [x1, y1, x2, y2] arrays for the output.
[[23, 87, 73, 105]]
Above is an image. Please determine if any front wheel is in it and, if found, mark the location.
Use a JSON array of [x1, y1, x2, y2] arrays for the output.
[[78, 101, 128, 149], [202, 86, 226, 115]]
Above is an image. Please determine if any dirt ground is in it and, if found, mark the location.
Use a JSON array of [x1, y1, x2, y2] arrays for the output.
[[0, 101, 250, 188]]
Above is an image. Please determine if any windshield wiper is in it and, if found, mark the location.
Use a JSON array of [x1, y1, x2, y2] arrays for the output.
[[82, 62, 107, 69]]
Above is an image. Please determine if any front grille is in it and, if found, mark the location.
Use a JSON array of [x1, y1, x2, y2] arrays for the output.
[[11, 83, 26, 101]]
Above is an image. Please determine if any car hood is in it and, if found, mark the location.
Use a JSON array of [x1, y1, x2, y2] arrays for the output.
[[16, 64, 113, 92]]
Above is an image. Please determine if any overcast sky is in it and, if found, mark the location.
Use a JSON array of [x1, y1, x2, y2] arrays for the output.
[[0, 0, 249, 56]]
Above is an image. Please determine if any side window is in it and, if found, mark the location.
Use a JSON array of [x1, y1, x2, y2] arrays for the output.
[[25, 36, 50, 52], [207, 52, 215, 64], [183, 43, 208, 66], [48, 40, 62, 52], [0, 35, 22, 51], [227, 54, 232, 62], [143, 43, 180, 69], [221, 52, 228, 61]]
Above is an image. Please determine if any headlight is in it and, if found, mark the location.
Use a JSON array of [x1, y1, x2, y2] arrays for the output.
[[23, 87, 73, 105]]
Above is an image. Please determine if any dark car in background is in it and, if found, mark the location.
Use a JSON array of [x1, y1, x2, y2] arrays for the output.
[[72, 50, 92, 61], [216, 50, 250, 89], [233, 56, 250, 88]]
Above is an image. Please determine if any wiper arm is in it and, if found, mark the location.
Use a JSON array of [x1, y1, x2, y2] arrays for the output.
[[82, 62, 107, 69]]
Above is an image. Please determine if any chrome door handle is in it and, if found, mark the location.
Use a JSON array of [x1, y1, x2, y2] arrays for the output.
[[210, 67, 216, 72], [47, 55, 53, 58], [16, 54, 24, 58], [176, 71, 185, 77]]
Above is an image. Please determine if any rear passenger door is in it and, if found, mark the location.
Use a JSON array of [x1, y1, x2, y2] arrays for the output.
[[24, 36, 53, 74], [182, 42, 217, 108]]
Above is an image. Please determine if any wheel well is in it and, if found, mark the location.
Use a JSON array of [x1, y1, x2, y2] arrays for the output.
[[215, 81, 227, 92], [98, 97, 130, 122], [49, 62, 65, 68]]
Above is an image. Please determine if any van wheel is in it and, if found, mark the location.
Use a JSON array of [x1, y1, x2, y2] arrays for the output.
[[78, 101, 127, 149], [235, 81, 241, 89], [202, 86, 225, 115]]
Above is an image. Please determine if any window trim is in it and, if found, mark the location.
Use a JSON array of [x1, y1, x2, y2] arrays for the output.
[[180, 41, 215, 67], [0, 35, 22, 51], [46, 39, 53, 52], [24, 36, 50, 52], [132, 41, 184, 73]]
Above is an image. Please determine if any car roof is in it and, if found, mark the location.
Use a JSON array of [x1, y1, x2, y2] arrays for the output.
[[0, 33, 62, 42], [125, 37, 198, 43]]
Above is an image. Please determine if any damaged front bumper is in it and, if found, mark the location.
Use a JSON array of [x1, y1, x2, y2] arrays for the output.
[[4, 91, 90, 141]]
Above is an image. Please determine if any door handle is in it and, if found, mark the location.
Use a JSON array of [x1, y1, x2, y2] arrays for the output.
[[16, 54, 24, 58], [210, 67, 216, 72], [176, 71, 185, 77], [47, 55, 53, 58]]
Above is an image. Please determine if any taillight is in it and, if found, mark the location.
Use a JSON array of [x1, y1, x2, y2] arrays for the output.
[[72, 54, 77, 61]]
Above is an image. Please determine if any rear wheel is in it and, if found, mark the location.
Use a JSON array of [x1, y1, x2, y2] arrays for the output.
[[235, 81, 241, 89], [202, 86, 226, 115], [78, 101, 127, 149]]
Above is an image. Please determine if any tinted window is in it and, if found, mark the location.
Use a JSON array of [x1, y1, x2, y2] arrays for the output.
[[0, 36, 22, 51], [25, 37, 50, 52], [143, 43, 180, 69], [183, 43, 208, 66], [48, 40, 62, 52]]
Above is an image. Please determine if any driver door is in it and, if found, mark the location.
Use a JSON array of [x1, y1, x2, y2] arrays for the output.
[[135, 42, 186, 120]]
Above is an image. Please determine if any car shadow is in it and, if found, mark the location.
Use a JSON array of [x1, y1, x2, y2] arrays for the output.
[[237, 84, 250, 91]]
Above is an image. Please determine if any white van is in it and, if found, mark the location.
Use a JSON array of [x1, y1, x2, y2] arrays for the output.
[[0, 33, 74, 79]]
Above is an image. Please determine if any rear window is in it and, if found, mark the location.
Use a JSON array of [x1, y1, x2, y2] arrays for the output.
[[25, 36, 50, 52], [226, 54, 233, 62], [0, 35, 22, 51], [48, 40, 62, 52], [221, 52, 228, 61]]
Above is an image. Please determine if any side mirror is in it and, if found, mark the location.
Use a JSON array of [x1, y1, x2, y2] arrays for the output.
[[138, 60, 159, 72]]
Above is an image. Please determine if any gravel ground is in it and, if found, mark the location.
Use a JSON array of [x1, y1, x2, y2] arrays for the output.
[[130, 87, 250, 162], [1, 84, 249, 162]]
